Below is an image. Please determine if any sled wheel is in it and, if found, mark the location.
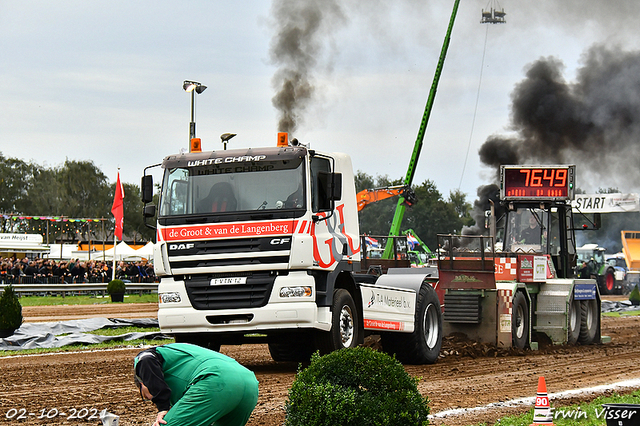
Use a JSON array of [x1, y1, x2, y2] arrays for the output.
[[567, 292, 581, 345], [512, 291, 529, 349], [578, 299, 599, 345]]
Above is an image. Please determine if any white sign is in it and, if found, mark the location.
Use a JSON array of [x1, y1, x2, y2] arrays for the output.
[[360, 284, 416, 333], [0, 233, 44, 244], [572, 193, 639, 213]]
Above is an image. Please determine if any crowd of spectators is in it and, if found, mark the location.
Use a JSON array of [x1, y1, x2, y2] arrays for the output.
[[0, 256, 156, 284]]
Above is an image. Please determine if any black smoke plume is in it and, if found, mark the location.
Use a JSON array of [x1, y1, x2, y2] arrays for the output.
[[479, 44, 640, 189], [475, 45, 640, 249], [269, 0, 346, 134]]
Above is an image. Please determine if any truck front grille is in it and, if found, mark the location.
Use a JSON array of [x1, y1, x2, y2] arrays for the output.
[[167, 237, 291, 273], [184, 272, 275, 310]]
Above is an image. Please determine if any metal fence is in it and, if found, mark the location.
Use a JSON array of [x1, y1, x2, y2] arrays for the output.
[[0, 275, 158, 285], [0, 281, 158, 297]]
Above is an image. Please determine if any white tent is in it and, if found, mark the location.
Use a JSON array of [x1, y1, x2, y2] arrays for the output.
[[94, 241, 139, 261], [44, 244, 78, 260], [133, 241, 154, 260]]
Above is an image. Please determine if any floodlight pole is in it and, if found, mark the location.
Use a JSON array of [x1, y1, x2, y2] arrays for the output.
[[189, 89, 196, 141], [183, 80, 207, 146]]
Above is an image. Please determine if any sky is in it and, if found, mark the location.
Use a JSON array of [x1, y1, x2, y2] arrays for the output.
[[1, 0, 639, 205]]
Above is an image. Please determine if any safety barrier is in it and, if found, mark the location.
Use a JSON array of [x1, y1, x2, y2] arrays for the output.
[[0, 276, 158, 285], [0, 282, 158, 297]]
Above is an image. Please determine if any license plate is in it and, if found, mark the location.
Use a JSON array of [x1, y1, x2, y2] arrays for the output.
[[210, 277, 247, 286]]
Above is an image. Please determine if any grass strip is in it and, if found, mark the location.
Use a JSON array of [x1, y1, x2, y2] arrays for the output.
[[18, 293, 158, 306]]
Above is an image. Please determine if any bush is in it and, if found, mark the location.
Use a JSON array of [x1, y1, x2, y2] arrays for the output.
[[107, 279, 126, 295], [0, 285, 23, 331], [630, 284, 640, 305], [284, 347, 430, 426]]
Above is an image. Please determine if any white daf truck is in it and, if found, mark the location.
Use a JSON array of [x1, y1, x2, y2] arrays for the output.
[[141, 139, 442, 363]]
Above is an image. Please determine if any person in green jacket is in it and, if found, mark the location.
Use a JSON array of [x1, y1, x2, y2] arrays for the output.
[[134, 343, 259, 426]]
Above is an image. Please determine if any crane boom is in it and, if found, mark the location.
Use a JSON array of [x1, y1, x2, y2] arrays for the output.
[[383, 0, 460, 259], [356, 185, 416, 212]]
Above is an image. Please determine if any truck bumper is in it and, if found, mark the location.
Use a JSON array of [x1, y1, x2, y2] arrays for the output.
[[157, 273, 332, 334]]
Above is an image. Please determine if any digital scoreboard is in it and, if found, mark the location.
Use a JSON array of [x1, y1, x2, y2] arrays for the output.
[[500, 165, 575, 201]]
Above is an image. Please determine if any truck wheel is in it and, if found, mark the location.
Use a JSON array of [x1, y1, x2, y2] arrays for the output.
[[512, 291, 529, 349], [381, 284, 442, 364], [578, 299, 599, 345], [316, 288, 361, 354], [173, 333, 221, 352], [600, 270, 615, 295], [268, 337, 315, 362], [567, 293, 581, 345]]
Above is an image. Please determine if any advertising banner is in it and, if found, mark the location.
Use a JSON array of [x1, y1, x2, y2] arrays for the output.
[[572, 193, 639, 213]]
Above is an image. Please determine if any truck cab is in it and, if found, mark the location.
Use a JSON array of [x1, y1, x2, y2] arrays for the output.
[[142, 142, 443, 364]]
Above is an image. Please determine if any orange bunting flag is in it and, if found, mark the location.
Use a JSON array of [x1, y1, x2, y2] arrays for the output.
[[111, 172, 125, 240]]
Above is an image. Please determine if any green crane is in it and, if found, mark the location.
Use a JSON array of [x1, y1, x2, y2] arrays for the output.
[[382, 0, 460, 260]]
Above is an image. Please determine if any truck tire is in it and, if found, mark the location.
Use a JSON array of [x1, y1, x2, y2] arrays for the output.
[[512, 291, 529, 349], [567, 293, 581, 345], [268, 337, 315, 362], [578, 299, 599, 345], [600, 270, 615, 295], [381, 284, 442, 364], [173, 333, 221, 352], [315, 288, 361, 354]]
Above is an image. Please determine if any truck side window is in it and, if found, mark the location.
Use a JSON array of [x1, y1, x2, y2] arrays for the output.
[[310, 157, 331, 213], [161, 168, 190, 216]]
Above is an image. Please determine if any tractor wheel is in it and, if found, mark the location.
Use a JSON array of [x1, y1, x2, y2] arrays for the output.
[[512, 291, 529, 349], [315, 288, 361, 355], [381, 284, 442, 364], [578, 299, 599, 345], [600, 270, 615, 295], [567, 292, 581, 345]]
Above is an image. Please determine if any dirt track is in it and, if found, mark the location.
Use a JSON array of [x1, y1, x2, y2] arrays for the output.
[[1, 301, 639, 425]]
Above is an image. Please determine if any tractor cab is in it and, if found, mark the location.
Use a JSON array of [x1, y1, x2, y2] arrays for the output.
[[501, 202, 576, 279]]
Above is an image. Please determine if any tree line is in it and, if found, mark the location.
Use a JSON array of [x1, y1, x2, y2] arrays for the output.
[[0, 153, 154, 243], [0, 152, 475, 250], [356, 171, 474, 251]]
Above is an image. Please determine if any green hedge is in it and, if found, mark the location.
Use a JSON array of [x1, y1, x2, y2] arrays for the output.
[[106, 279, 126, 294], [285, 347, 430, 426], [0, 285, 23, 331], [630, 284, 640, 305]]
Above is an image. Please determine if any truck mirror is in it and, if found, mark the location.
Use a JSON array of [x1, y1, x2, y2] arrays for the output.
[[331, 173, 342, 201], [317, 171, 342, 211], [143, 204, 156, 218], [141, 175, 154, 203], [317, 171, 331, 211]]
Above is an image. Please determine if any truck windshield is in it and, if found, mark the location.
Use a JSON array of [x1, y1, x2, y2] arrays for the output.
[[159, 158, 305, 217]]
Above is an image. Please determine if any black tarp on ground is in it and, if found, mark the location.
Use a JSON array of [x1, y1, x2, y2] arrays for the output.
[[601, 300, 640, 313], [0, 318, 170, 350]]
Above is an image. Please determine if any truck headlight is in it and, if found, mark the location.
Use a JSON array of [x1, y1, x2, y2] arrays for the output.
[[279, 286, 313, 298], [159, 292, 181, 304]]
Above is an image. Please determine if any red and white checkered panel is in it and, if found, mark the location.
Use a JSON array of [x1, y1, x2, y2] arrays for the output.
[[497, 289, 513, 315], [495, 257, 518, 281]]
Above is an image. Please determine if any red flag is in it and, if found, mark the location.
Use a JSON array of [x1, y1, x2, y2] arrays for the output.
[[111, 172, 125, 240]]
